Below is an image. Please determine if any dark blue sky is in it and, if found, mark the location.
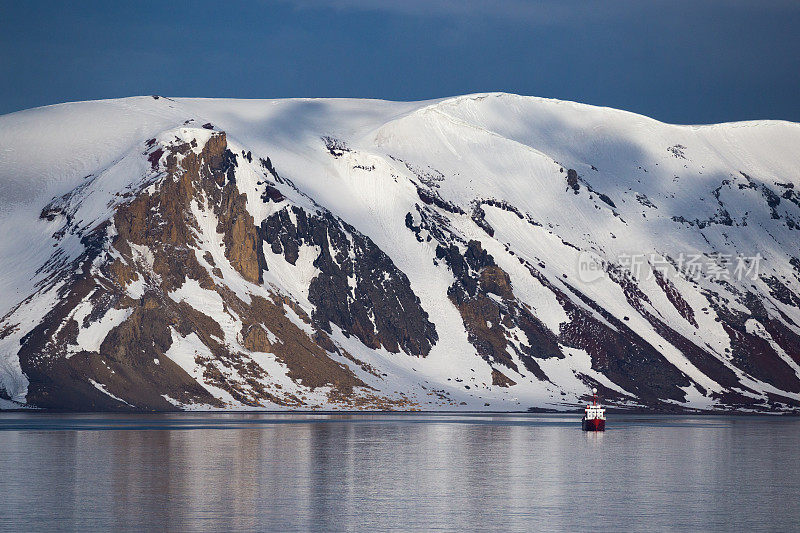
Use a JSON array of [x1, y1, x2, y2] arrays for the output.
[[1, 0, 798, 123]]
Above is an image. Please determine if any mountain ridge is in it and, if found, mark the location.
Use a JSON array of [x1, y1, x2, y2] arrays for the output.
[[1, 94, 799, 412]]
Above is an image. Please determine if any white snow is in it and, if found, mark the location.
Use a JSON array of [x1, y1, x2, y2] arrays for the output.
[[68, 306, 132, 356], [2, 92, 799, 411], [163, 329, 240, 407], [89, 379, 131, 406]]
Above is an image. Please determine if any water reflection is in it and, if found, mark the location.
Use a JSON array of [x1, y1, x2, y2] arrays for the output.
[[0, 413, 798, 532]]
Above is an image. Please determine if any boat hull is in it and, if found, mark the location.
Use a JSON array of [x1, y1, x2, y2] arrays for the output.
[[582, 418, 605, 431]]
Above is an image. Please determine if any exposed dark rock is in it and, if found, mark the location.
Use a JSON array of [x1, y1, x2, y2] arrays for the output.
[[668, 145, 687, 159], [653, 270, 698, 327], [781, 187, 800, 209], [471, 205, 494, 236], [762, 275, 800, 308], [604, 266, 734, 395], [470, 198, 525, 237], [492, 368, 516, 387], [261, 205, 438, 356], [437, 240, 562, 378], [762, 184, 782, 219], [39, 206, 63, 221], [597, 193, 616, 208], [322, 136, 350, 157], [416, 186, 465, 214], [11, 130, 419, 411], [391, 156, 445, 188], [147, 148, 163, 170], [635, 193, 657, 209], [262, 185, 285, 203], [9, 115, 800, 413], [521, 260, 692, 405], [566, 169, 580, 193], [705, 291, 800, 395], [791, 257, 800, 276]]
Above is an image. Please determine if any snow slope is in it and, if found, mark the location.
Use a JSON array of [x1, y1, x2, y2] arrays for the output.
[[1, 93, 799, 411]]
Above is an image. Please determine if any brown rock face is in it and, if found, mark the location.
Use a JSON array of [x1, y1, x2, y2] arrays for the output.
[[226, 213, 262, 284], [12, 123, 797, 414], [524, 262, 693, 405], [438, 239, 561, 381], [491, 369, 516, 387], [12, 130, 413, 411]]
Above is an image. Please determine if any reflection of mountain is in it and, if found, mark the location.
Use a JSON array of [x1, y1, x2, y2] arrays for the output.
[[3, 414, 798, 529], [1, 93, 799, 411]]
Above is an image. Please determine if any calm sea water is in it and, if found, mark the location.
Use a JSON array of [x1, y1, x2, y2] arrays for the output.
[[0, 412, 797, 532]]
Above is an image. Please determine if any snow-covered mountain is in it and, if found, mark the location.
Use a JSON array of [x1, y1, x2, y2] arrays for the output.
[[1, 93, 799, 412]]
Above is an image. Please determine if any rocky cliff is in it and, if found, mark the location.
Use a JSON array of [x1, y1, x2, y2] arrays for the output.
[[1, 93, 799, 411]]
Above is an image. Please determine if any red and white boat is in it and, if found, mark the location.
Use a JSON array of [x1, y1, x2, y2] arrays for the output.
[[582, 388, 606, 431]]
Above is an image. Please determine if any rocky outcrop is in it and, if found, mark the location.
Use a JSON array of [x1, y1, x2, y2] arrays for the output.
[[10, 131, 411, 410], [3, 95, 799, 413], [521, 260, 693, 405], [437, 239, 562, 381], [262, 206, 438, 356]]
